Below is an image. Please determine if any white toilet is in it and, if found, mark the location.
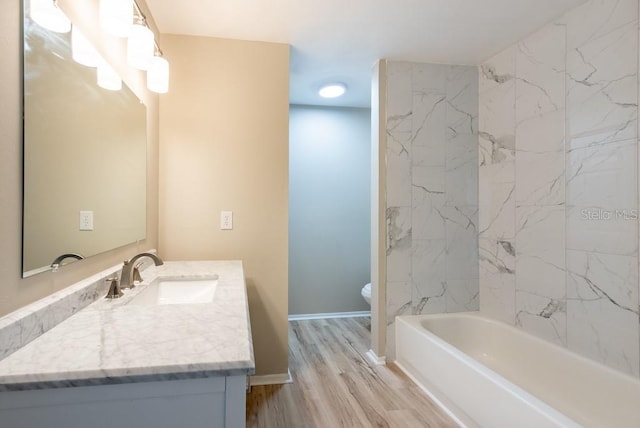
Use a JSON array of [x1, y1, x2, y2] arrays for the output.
[[361, 283, 371, 306]]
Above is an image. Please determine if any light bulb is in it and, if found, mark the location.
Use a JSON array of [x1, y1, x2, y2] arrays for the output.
[[30, 0, 71, 33], [99, 0, 133, 37], [318, 83, 347, 98], [127, 23, 154, 70], [147, 56, 169, 93]]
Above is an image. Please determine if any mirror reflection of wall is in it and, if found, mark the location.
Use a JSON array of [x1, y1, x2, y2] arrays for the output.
[[22, 0, 147, 277]]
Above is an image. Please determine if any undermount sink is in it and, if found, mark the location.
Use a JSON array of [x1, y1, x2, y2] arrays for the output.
[[128, 276, 219, 306]]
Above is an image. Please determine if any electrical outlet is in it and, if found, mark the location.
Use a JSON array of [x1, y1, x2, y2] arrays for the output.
[[221, 211, 233, 230], [79, 210, 94, 231]]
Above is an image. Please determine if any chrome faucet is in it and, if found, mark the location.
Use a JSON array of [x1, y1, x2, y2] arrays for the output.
[[50, 253, 84, 271], [120, 253, 163, 289]]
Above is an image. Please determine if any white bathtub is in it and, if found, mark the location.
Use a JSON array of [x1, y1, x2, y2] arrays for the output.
[[395, 312, 640, 428]]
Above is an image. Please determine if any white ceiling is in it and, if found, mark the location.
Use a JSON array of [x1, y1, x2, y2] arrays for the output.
[[145, 0, 585, 108]]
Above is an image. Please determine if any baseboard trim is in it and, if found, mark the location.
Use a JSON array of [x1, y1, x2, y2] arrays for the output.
[[365, 349, 386, 366], [249, 369, 293, 386], [288, 311, 371, 321]]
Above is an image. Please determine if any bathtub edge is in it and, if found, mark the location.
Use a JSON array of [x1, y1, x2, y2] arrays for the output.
[[394, 359, 478, 428]]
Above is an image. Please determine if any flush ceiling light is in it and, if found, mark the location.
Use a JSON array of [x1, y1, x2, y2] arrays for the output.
[[319, 83, 347, 98], [99, 0, 133, 38], [71, 26, 100, 67], [127, 18, 154, 70], [147, 55, 169, 94], [97, 57, 122, 91], [30, 0, 71, 33]]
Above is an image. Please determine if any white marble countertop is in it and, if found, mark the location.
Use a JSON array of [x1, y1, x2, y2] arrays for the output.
[[0, 261, 254, 391]]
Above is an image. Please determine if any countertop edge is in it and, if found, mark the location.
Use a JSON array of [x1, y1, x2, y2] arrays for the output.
[[0, 361, 255, 392]]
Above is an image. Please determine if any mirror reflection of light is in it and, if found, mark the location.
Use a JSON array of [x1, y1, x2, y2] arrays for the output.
[[97, 58, 122, 91], [30, 0, 71, 33], [318, 83, 347, 98], [71, 26, 100, 68]]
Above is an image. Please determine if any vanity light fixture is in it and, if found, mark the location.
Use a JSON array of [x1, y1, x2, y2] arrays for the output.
[[319, 83, 347, 98], [97, 57, 122, 91], [100, 0, 171, 93], [99, 0, 133, 38], [30, 0, 71, 33], [71, 26, 100, 67]]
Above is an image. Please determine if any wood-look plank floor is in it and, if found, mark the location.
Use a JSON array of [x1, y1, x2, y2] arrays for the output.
[[246, 317, 458, 428]]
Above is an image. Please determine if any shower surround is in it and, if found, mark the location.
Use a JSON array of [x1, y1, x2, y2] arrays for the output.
[[384, 62, 479, 358], [479, 0, 640, 376]]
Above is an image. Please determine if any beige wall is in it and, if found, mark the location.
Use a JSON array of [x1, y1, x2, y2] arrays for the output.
[[0, 0, 159, 316], [158, 35, 289, 376]]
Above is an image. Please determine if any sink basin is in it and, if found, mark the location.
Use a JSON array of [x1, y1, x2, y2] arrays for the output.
[[128, 276, 219, 306]]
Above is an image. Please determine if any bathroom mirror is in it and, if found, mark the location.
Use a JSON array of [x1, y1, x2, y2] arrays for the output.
[[21, 2, 147, 277]]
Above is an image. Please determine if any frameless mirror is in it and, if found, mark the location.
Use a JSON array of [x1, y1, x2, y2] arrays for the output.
[[22, 1, 147, 277]]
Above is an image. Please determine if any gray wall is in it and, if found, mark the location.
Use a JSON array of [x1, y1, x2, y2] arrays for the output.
[[289, 105, 371, 315]]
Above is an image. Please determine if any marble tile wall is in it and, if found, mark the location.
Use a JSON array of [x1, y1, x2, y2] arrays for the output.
[[479, 0, 640, 376], [386, 62, 479, 358], [479, 46, 517, 325]]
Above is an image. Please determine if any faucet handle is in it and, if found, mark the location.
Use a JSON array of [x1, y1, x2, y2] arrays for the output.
[[105, 277, 123, 299], [133, 262, 144, 284]]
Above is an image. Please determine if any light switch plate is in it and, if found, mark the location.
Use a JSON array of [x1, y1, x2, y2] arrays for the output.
[[221, 211, 233, 230], [79, 210, 94, 231]]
